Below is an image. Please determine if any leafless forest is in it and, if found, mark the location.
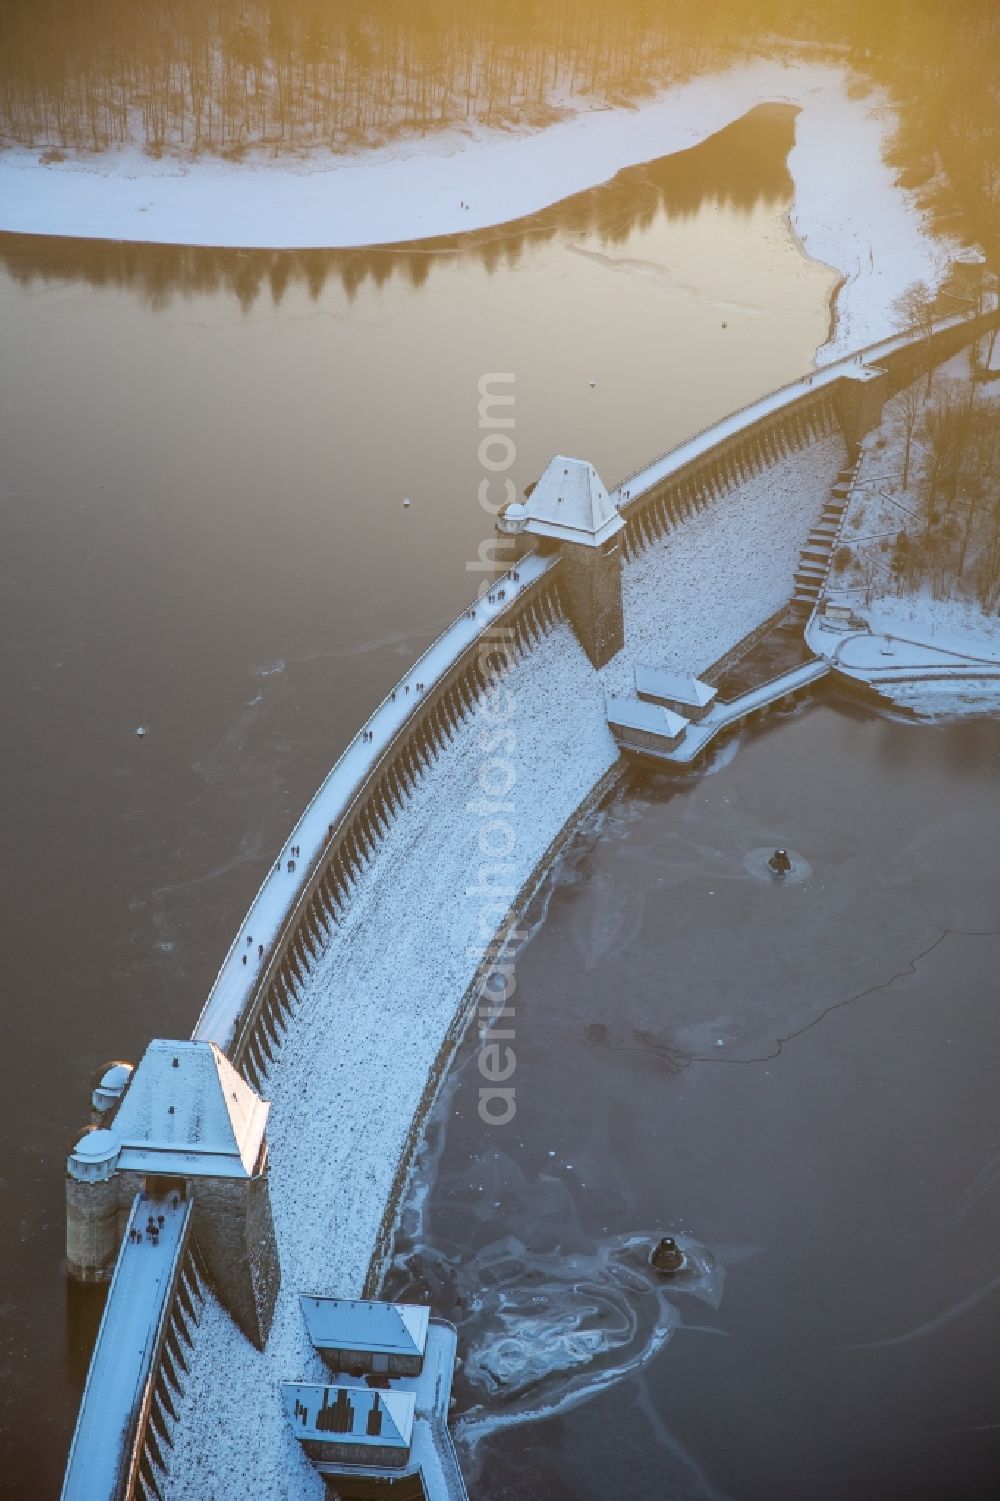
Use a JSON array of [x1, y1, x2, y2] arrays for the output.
[[0, 0, 725, 156], [899, 368, 1000, 614], [837, 283, 1000, 622], [1, 2, 997, 253]]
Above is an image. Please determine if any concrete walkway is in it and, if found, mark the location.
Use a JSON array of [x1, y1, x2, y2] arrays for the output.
[[807, 616, 1000, 686], [62, 1194, 191, 1501]]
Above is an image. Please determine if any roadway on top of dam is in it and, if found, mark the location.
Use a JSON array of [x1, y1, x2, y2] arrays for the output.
[[62, 1194, 191, 1501]]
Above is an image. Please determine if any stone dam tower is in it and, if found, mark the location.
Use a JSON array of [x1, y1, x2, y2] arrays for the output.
[[498, 454, 625, 668], [66, 1038, 280, 1348]]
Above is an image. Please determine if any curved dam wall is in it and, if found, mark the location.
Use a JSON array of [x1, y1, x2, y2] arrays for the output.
[[66, 308, 998, 1501], [165, 616, 621, 1500], [194, 558, 569, 1078], [191, 307, 999, 1094], [156, 383, 860, 1501]]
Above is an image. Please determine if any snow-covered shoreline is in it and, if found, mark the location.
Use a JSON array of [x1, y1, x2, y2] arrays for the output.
[[0, 58, 963, 360]]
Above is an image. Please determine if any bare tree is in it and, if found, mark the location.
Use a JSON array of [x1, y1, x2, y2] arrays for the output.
[[898, 377, 923, 489], [976, 500, 1000, 613], [892, 280, 938, 396], [859, 550, 882, 609]]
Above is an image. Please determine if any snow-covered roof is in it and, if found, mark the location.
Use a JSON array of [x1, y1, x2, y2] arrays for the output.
[[71, 1127, 120, 1162], [606, 695, 689, 740], [109, 1040, 269, 1178], [522, 456, 623, 547], [283, 1383, 414, 1450], [93, 1060, 133, 1092], [92, 1060, 134, 1116], [635, 665, 717, 710], [300, 1296, 429, 1359]]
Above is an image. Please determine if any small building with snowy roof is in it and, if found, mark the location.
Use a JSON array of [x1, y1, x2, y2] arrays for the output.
[[65, 1038, 280, 1348], [90, 1060, 133, 1124], [606, 694, 690, 754], [301, 1295, 429, 1376], [284, 1383, 415, 1469], [635, 665, 718, 722]]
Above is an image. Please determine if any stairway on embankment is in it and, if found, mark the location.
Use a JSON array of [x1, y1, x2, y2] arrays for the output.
[[791, 458, 859, 615]]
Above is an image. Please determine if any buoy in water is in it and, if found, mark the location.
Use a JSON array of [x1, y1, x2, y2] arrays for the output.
[[650, 1236, 685, 1275]]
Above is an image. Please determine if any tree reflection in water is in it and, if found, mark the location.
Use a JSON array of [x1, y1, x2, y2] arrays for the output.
[[0, 105, 797, 311]]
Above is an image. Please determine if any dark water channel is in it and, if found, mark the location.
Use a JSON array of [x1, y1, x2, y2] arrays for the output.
[[386, 698, 1000, 1500]]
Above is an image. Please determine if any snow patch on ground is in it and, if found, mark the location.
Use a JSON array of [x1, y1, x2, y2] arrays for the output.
[[874, 679, 1000, 718], [0, 59, 961, 358], [162, 623, 617, 1500], [865, 595, 1000, 658]]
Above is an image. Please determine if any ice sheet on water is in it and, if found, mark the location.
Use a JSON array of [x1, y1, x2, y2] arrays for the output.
[[392, 1172, 755, 1445], [455, 1231, 734, 1442]]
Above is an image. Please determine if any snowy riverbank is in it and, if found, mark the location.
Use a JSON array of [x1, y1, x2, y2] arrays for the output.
[[0, 57, 962, 360]]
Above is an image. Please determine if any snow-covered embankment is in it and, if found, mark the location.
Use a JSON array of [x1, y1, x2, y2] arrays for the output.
[[0, 58, 961, 359]]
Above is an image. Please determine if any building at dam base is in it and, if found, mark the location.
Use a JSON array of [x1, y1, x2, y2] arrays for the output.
[[286, 1300, 467, 1498]]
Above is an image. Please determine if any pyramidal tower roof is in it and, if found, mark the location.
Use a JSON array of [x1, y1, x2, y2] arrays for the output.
[[109, 1039, 269, 1178], [522, 456, 623, 548]]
